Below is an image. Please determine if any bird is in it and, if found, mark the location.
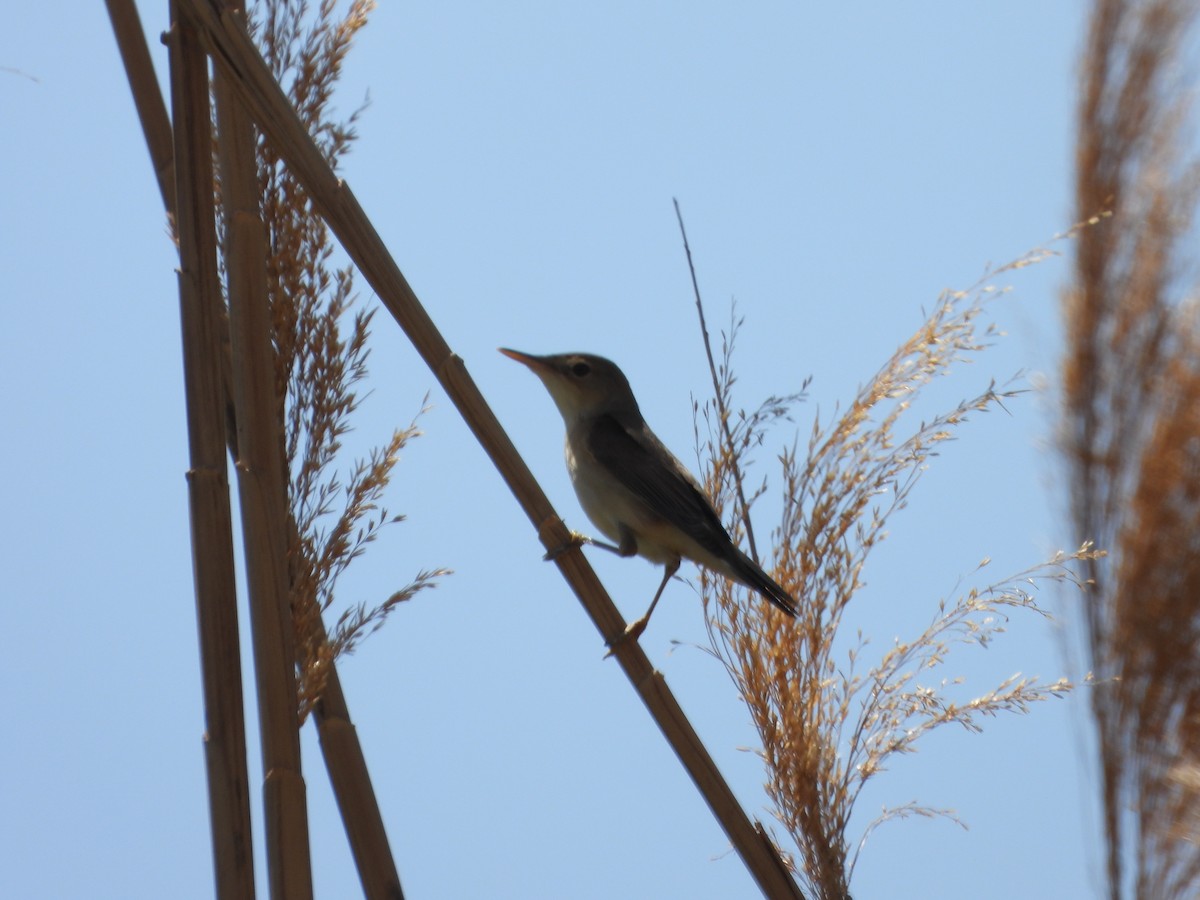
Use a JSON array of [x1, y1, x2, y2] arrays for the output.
[[500, 348, 797, 646]]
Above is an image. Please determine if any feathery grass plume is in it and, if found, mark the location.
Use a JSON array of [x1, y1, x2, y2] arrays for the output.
[[691, 258, 1096, 900], [239, 0, 448, 717], [1066, 1, 1200, 896]]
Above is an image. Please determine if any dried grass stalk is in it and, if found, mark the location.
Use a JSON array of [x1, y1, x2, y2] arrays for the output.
[[106, 0, 175, 214], [241, 3, 441, 896], [214, 1, 315, 896], [118, 0, 428, 893], [1066, 1, 1200, 897], [163, 2, 257, 895]]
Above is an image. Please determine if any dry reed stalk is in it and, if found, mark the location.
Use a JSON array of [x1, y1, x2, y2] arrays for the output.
[[685, 234, 1097, 898], [113, 1, 420, 894], [211, 2, 315, 897], [164, 3, 256, 896], [106, 0, 175, 214], [174, 2, 805, 895], [108, 0, 242, 459], [246, 5, 415, 895], [1066, 1, 1200, 897], [310, 658, 404, 900]]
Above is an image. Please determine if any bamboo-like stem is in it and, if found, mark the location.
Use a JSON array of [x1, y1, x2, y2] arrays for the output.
[[311, 660, 405, 900], [163, 4, 256, 898], [106, 0, 175, 214], [111, 4, 405, 896], [210, 11, 316, 900], [176, 3, 805, 896], [107, 0, 241, 458], [214, 4, 404, 895]]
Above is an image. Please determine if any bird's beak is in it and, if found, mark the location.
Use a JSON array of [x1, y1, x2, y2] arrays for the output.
[[499, 347, 554, 374]]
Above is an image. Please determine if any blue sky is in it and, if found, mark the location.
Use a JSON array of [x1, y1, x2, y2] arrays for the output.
[[3, 3, 1102, 898]]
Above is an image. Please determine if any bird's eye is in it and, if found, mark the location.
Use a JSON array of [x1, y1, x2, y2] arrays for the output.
[[571, 361, 591, 377]]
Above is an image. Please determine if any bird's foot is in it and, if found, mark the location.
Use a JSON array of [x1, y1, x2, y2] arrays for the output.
[[602, 616, 649, 658], [544, 532, 625, 561], [542, 531, 591, 561]]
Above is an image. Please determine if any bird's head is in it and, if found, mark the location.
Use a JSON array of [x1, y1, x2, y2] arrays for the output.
[[500, 349, 640, 424]]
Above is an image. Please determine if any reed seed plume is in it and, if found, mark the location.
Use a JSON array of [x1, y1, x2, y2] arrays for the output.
[[685, 245, 1094, 899], [1065, 1, 1200, 896], [238, 0, 448, 718]]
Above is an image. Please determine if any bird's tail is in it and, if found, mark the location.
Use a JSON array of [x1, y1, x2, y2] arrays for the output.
[[730, 549, 798, 617]]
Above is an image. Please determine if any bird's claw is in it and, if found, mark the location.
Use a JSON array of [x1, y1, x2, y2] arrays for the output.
[[602, 617, 649, 658], [542, 531, 591, 562]]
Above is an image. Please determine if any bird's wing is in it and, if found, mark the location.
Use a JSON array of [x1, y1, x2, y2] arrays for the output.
[[585, 413, 733, 559], [588, 413, 798, 617]]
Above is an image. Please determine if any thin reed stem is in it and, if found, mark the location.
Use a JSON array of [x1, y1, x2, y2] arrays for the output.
[[163, 2, 258, 895], [674, 198, 761, 562], [211, 1, 314, 894]]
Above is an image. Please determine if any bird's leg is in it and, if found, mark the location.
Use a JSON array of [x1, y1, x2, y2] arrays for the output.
[[543, 524, 638, 561], [605, 557, 680, 656], [543, 531, 619, 561]]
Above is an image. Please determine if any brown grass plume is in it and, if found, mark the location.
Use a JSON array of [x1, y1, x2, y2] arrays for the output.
[[241, 0, 449, 717], [680, 224, 1095, 898], [1065, 1, 1200, 897]]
